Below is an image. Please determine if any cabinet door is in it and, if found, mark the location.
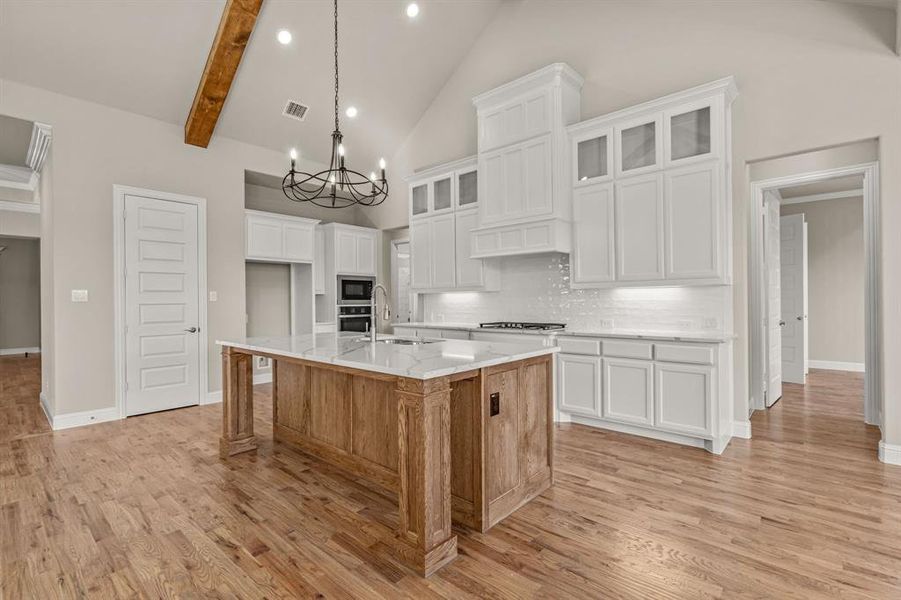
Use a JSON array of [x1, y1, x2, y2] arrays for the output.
[[410, 220, 432, 290], [284, 223, 314, 262], [558, 354, 602, 417], [665, 100, 717, 167], [523, 136, 552, 216], [410, 182, 429, 218], [572, 182, 615, 284], [246, 215, 283, 259], [664, 163, 719, 280], [573, 129, 612, 185], [455, 209, 483, 288], [655, 363, 714, 437], [313, 228, 325, 294], [456, 168, 478, 209], [335, 230, 357, 274], [430, 215, 456, 289], [481, 149, 507, 222], [355, 231, 376, 276], [603, 358, 654, 426], [615, 173, 664, 281], [432, 175, 454, 214], [615, 115, 662, 178]]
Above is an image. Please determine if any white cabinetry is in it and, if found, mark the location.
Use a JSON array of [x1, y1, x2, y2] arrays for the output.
[[471, 63, 583, 258], [407, 156, 497, 292], [328, 224, 377, 277], [245, 210, 318, 263], [313, 227, 325, 294], [555, 334, 733, 454], [603, 358, 654, 426], [392, 326, 470, 340], [567, 77, 736, 288]]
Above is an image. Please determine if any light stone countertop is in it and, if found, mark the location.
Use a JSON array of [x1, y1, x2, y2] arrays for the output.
[[392, 322, 735, 343], [217, 333, 558, 380]]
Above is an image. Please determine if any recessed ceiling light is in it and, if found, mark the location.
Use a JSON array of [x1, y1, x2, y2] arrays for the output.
[[406, 3, 419, 18], [277, 29, 292, 45], [345, 106, 358, 118]]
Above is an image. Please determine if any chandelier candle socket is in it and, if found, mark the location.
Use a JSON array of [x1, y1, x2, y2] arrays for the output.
[[282, 0, 388, 208]]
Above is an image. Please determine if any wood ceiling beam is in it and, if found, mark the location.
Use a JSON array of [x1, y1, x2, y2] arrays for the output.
[[185, 0, 264, 148]]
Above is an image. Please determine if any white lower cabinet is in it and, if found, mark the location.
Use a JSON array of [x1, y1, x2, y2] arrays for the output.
[[558, 354, 602, 417], [655, 363, 714, 437], [392, 326, 470, 340], [603, 357, 654, 426]]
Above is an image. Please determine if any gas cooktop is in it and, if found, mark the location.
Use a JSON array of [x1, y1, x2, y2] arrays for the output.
[[479, 322, 566, 331]]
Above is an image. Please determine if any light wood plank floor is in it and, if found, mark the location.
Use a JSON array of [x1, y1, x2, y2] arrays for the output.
[[2, 356, 900, 599]]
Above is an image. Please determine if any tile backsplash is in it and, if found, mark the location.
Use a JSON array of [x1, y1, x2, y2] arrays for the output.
[[422, 254, 730, 332]]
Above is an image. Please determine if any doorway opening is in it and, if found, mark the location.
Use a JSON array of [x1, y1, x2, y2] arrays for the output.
[[749, 160, 880, 441]]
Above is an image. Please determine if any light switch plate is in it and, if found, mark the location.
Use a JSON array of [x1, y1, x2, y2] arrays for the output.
[[71, 289, 88, 303], [209, 291, 218, 302]]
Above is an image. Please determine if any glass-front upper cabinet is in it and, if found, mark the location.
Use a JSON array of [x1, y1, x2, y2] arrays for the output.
[[456, 168, 478, 209], [410, 183, 429, 218], [433, 176, 453, 213], [572, 128, 612, 186], [665, 100, 718, 166], [615, 116, 662, 178]]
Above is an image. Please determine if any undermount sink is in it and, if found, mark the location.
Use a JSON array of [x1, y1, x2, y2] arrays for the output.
[[357, 336, 438, 345]]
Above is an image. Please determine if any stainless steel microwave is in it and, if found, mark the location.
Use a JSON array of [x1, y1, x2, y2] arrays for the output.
[[338, 276, 374, 304]]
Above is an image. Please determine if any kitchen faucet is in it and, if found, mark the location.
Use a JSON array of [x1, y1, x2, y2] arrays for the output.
[[369, 283, 391, 342]]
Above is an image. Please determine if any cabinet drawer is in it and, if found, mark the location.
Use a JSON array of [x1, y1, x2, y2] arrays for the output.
[[437, 329, 470, 340], [557, 336, 602, 356], [655, 343, 715, 365], [603, 340, 653, 360]]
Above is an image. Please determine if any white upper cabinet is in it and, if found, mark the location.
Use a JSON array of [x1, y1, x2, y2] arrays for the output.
[[313, 227, 325, 294], [410, 220, 432, 289], [410, 182, 429, 218], [245, 210, 319, 263], [430, 214, 456, 289], [567, 77, 736, 288], [408, 172, 455, 221], [615, 115, 663, 178], [454, 209, 486, 288], [456, 167, 478, 209], [572, 182, 615, 284], [323, 223, 378, 277], [615, 173, 665, 282], [471, 63, 583, 258]]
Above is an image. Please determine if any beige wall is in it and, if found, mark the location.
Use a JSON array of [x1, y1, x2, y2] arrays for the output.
[[0, 80, 326, 416], [245, 183, 376, 228], [781, 197, 865, 365], [245, 261, 290, 377], [368, 0, 901, 443], [0, 236, 40, 350]]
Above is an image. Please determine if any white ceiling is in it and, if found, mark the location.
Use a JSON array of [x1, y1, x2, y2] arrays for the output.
[[0, 0, 502, 171]]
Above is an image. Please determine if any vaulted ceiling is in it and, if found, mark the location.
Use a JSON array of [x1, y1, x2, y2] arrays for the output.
[[0, 0, 502, 171]]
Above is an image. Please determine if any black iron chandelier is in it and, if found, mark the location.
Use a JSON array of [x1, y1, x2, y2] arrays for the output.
[[282, 0, 388, 208]]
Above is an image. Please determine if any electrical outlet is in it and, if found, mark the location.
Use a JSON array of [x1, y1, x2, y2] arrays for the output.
[[702, 318, 718, 330], [71, 289, 88, 303], [256, 356, 271, 369], [600, 319, 614, 329], [677, 320, 693, 330]]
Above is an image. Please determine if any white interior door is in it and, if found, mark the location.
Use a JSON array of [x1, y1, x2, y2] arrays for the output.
[[781, 213, 808, 384], [125, 194, 201, 416], [764, 194, 782, 405]]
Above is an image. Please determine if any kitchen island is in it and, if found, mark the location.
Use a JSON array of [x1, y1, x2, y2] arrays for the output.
[[216, 333, 558, 576]]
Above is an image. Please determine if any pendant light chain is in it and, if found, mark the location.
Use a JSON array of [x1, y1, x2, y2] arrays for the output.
[[334, 0, 340, 133]]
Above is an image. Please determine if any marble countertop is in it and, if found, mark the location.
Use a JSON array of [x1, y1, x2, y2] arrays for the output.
[[392, 322, 734, 343], [217, 333, 557, 380]]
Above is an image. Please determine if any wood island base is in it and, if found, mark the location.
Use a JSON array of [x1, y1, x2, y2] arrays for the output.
[[218, 345, 554, 576]]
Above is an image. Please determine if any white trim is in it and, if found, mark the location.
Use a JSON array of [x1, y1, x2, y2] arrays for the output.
[[39, 392, 52, 425], [52, 407, 119, 430], [0, 199, 40, 213], [0, 165, 38, 191], [808, 360, 865, 372], [749, 161, 881, 431], [779, 188, 863, 206], [26, 122, 52, 173], [113, 185, 209, 420], [878, 441, 901, 466], [0, 346, 40, 355], [203, 390, 222, 405], [732, 420, 752, 439]]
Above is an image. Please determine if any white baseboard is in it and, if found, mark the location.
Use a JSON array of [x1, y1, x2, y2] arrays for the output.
[[567, 413, 708, 450], [0, 346, 40, 356], [732, 420, 752, 439], [808, 360, 865, 372], [203, 390, 222, 405], [39, 391, 52, 425], [879, 441, 901, 466], [52, 406, 120, 430]]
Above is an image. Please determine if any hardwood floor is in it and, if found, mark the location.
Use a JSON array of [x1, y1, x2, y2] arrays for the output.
[[2, 357, 900, 599]]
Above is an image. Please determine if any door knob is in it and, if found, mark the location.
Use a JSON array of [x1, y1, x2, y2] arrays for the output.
[[184, 327, 198, 333], [779, 320, 786, 327], [796, 316, 803, 321]]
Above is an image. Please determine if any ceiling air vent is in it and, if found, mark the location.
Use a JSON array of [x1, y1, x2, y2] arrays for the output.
[[283, 100, 309, 122]]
